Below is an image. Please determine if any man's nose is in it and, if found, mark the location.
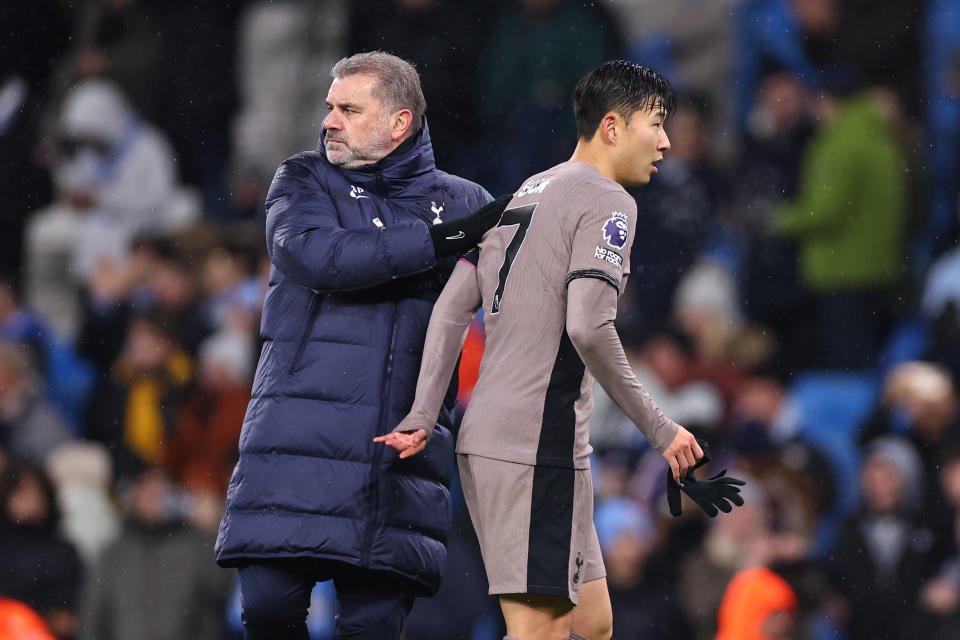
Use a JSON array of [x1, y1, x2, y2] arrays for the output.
[[324, 112, 341, 130], [659, 130, 671, 150]]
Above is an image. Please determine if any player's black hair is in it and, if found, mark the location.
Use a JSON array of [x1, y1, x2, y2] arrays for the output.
[[573, 60, 676, 140]]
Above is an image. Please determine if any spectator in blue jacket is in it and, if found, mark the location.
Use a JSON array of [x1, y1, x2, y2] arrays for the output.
[[214, 51, 502, 640]]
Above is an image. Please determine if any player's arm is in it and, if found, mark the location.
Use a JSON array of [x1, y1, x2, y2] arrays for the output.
[[566, 276, 702, 480], [374, 256, 482, 458]]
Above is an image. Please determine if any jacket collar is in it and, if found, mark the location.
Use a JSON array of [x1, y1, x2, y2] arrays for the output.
[[317, 117, 437, 197]]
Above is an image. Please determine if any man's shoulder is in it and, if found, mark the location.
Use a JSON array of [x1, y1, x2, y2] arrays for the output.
[[514, 162, 632, 210], [271, 151, 336, 190], [280, 150, 324, 172], [433, 170, 492, 204]]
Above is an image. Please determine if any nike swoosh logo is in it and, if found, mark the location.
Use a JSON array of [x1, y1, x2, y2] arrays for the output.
[[445, 231, 465, 240]]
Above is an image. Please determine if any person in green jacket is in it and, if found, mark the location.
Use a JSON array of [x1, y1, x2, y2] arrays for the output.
[[773, 81, 909, 369]]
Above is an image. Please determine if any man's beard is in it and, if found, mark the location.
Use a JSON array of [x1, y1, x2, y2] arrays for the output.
[[325, 119, 394, 168]]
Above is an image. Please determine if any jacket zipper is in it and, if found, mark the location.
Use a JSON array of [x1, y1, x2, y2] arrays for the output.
[[361, 302, 399, 566], [287, 293, 321, 374]]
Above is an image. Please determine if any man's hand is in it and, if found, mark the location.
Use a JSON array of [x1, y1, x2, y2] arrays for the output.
[[666, 438, 746, 517], [374, 429, 428, 459], [428, 194, 512, 258], [661, 426, 703, 481]]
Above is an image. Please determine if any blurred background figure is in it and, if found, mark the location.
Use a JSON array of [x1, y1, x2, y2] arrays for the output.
[[230, 0, 348, 218], [913, 442, 960, 639], [0, 0, 71, 279], [77, 466, 230, 640], [715, 566, 798, 640], [771, 79, 910, 370], [0, 596, 58, 640], [0, 461, 83, 640], [45, 441, 120, 565], [594, 497, 692, 640], [349, 0, 494, 179], [84, 312, 193, 485], [623, 96, 725, 338], [0, 343, 73, 465], [0, 274, 94, 430], [163, 328, 252, 498], [827, 436, 950, 640], [474, 0, 622, 194], [858, 361, 960, 528], [23, 78, 198, 339], [677, 481, 771, 640]]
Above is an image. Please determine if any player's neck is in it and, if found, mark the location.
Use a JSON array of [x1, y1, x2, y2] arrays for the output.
[[569, 140, 619, 184]]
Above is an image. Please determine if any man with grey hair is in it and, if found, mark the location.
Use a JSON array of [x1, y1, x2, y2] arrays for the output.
[[215, 51, 506, 639]]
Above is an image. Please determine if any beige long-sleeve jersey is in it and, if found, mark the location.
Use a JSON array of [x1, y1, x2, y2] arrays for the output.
[[394, 161, 679, 468]]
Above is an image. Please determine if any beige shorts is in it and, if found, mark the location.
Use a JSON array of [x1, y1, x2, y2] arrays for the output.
[[457, 453, 605, 604]]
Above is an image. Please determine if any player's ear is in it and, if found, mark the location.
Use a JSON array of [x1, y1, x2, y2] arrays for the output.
[[599, 111, 618, 145]]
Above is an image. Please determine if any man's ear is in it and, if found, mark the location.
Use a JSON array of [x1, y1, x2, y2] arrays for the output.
[[391, 109, 414, 141], [599, 111, 619, 145]]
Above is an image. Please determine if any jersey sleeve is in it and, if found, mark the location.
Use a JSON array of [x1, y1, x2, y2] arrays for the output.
[[566, 190, 637, 292], [460, 247, 480, 267]]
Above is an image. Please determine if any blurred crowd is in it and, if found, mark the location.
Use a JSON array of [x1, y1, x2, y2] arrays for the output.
[[3, 0, 960, 639]]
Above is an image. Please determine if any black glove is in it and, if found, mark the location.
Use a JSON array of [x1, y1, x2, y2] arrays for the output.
[[667, 439, 746, 517], [428, 194, 512, 258]]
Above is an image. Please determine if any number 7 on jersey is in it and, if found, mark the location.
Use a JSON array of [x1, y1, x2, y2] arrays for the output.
[[491, 203, 537, 315]]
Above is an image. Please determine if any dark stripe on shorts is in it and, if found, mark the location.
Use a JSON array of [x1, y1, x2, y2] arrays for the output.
[[536, 330, 584, 467], [526, 464, 575, 597]]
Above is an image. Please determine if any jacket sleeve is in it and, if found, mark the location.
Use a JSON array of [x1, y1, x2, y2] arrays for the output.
[[265, 156, 438, 291]]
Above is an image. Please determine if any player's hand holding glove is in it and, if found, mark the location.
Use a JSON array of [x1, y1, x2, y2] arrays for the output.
[[428, 194, 512, 258], [667, 439, 746, 517]]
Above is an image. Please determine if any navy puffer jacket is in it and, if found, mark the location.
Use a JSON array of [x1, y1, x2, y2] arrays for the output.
[[214, 121, 491, 595]]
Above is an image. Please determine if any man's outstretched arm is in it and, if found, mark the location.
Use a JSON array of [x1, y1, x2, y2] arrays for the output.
[[566, 276, 703, 480], [374, 257, 482, 458]]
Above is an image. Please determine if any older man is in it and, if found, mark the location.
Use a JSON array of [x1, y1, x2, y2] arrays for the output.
[[215, 52, 503, 639]]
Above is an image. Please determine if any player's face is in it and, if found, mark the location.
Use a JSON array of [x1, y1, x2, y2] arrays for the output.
[[323, 73, 395, 168], [618, 104, 670, 186]]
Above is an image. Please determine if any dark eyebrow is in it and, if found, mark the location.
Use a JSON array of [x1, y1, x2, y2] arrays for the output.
[[328, 100, 362, 111]]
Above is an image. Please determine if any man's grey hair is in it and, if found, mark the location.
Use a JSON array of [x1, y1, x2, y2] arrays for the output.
[[331, 51, 426, 133]]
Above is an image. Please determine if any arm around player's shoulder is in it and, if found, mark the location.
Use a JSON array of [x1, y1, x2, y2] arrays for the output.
[[434, 170, 495, 219]]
